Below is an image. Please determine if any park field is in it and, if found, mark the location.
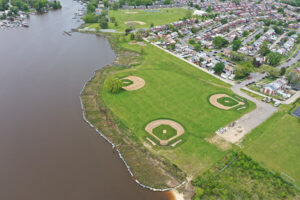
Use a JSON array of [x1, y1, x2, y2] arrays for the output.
[[101, 39, 255, 176], [243, 101, 300, 187], [88, 8, 187, 32]]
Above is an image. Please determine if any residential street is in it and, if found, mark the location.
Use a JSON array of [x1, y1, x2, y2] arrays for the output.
[[278, 49, 300, 68], [242, 29, 263, 46]]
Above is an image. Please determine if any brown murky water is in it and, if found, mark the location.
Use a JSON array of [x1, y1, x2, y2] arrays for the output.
[[0, 1, 174, 199]]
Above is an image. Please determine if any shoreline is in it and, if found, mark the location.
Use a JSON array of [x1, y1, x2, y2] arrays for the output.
[[78, 32, 190, 199]]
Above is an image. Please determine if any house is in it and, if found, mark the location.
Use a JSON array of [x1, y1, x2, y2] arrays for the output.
[[260, 79, 287, 96]]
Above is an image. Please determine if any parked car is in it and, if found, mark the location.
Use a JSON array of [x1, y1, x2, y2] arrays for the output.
[[274, 101, 281, 107]]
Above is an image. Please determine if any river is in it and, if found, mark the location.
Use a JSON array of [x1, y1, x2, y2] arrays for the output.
[[0, 0, 173, 199]]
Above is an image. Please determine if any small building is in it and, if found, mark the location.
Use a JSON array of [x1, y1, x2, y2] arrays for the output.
[[260, 79, 287, 96]]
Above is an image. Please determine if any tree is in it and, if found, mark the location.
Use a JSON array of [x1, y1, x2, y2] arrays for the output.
[[130, 33, 135, 40], [206, 6, 212, 13], [232, 39, 242, 51], [99, 17, 108, 29], [280, 67, 286, 76], [150, 22, 154, 27], [135, 31, 143, 41], [242, 30, 249, 37], [164, 0, 171, 4], [266, 52, 281, 66], [252, 57, 261, 68], [277, 7, 284, 13], [234, 63, 252, 79], [220, 18, 227, 24], [255, 33, 262, 40], [214, 62, 225, 75], [83, 13, 98, 23], [266, 67, 280, 78], [194, 44, 201, 51], [112, 2, 119, 10], [169, 43, 175, 50], [191, 27, 198, 33], [273, 25, 284, 35], [288, 30, 296, 36], [189, 39, 195, 44], [213, 36, 228, 49], [259, 41, 270, 56], [87, 2, 96, 13], [230, 51, 246, 62], [105, 78, 123, 94], [110, 16, 116, 23], [33, 0, 48, 13]]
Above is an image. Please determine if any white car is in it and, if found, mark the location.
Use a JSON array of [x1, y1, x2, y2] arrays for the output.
[[274, 101, 281, 107]]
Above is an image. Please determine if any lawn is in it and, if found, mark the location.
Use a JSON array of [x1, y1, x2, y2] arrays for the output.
[[101, 39, 255, 176], [153, 125, 177, 140], [88, 8, 187, 32], [243, 103, 300, 187], [217, 96, 239, 107]]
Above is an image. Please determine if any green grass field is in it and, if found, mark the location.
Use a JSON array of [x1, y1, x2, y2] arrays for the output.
[[88, 8, 187, 32], [217, 96, 239, 107], [101, 39, 256, 175], [243, 103, 300, 187], [153, 125, 177, 140], [122, 78, 133, 86]]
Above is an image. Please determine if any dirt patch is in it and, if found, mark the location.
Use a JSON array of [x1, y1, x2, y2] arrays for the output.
[[145, 119, 184, 146], [125, 21, 146, 25], [206, 135, 232, 151], [209, 94, 244, 110], [129, 41, 147, 47], [217, 121, 246, 145], [125, 11, 138, 14], [122, 76, 145, 91]]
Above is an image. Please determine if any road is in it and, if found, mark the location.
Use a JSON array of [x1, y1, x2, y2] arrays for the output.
[[270, 32, 287, 49], [242, 29, 263, 46], [278, 49, 300, 68]]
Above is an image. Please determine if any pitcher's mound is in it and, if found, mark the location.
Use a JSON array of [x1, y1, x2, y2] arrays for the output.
[[122, 76, 145, 91]]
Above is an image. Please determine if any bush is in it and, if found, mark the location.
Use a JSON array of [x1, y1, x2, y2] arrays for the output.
[[105, 77, 123, 94]]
